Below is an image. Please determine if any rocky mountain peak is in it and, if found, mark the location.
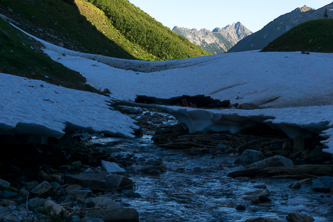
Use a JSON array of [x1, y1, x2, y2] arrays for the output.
[[298, 5, 313, 13]]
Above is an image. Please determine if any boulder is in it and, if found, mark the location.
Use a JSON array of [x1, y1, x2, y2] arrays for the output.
[[312, 176, 333, 193], [286, 213, 314, 222], [101, 160, 126, 173], [86, 197, 119, 208], [234, 149, 264, 166], [249, 155, 293, 168], [31, 181, 54, 197]]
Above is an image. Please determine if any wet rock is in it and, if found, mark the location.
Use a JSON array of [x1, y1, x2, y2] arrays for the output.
[[312, 176, 333, 193], [31, 181, 54, 197], [28, 198, 46, 210], [114, 105, 143, 114], [235, 149, 264, 166], [235, 205, 246, 211], [122, 190, 141, 198], [84, 207, 139, 221], [86, 197, 119, 208], [253, 185, 267, 189], [243, 189, 270, 203], [289, 181, 301, 189], [105, 175, 133, 190], [79, 217, 104, 222], [286, 213, 314, 222], [0, 178, 10, 189], [249, 155, 294, 168], [245, 217, 284, 222], [101, 160, 126, 173]]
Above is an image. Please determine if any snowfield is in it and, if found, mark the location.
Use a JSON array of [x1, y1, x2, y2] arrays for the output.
[[2, 22, 333, 153], [0, 73, 138, 139]]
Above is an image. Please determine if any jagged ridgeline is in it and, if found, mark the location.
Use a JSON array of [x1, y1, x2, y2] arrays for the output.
[[0, 0, 209, 61], [85, 0, 210, 60], [262, 18, 333, 53]]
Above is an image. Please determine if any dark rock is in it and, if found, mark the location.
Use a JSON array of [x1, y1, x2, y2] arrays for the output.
[[216, 143, 234, 154], [289, 181, 301, 189], [0, 178, 10, 189], [293, 136, 305, 153], [28, 198, 46, 210], [85, 207, 139, 222], [249, 155, 293, 168], [105, 175, 133, 190], [67, 189, 92, 198], [0, 190, 17, 198], [235, 205, 246, 211], [64, 174, 107, 190], [306, 146, 332, 164], [114, 105, 143, 114], [312, 176, 333, 193], [24, 181, 39, 191], [0, 206, 30, 222], [286, 213, 314, 222], [31, 181, 54, 197], [243, 189, 270, 203], [135, 95, 230, 109], [234, 149, 264, 166], [245, 217, 284, 222], [123, 190, 142, 198]]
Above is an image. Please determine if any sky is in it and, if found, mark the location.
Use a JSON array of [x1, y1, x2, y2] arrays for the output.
[[128, 0, 332, 32]]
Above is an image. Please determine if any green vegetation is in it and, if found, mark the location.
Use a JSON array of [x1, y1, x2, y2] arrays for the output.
[[85, 0, 210, 60], [0, 18, 99, 93], [0, 0, 209, 61], [262, 18, 333, 53]]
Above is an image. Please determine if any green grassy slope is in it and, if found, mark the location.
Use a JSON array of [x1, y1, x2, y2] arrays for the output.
[[262, 18, 333, 53], [0, 18, 99, 93], [0, 0, 209, 61], [85, 0, 210, 60]]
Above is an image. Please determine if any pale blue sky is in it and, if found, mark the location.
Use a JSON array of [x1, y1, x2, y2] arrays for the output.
[[128, 0, 332, 32]]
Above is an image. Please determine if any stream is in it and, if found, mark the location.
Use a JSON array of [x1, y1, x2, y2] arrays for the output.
[[91, 110, 333, 222]]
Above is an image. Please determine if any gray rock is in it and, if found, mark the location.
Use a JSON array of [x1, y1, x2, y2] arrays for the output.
[[0, 206, 29, 222], [0, 178, 10, 189], [249, 155, 294, 168], [312, 176, 333, 193], [101, 160, 126, 173], [286, 212, 314, 222], [25, 181, 39, 191], [67, 189, 92, 198], [31, 181, 54, 197], [85, 208, 139, 221], [79, 217, 104, 222], [86, 197, 119, 208], [28, 198, 46, 210], [306, 146, 332, 164], [235, 149, 264, 166]]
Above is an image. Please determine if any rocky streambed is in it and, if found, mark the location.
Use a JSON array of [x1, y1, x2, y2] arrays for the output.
[[0, 107, 333, 222]]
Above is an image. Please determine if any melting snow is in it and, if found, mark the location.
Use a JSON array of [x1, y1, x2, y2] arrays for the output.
[[2, 22, 333, 153]]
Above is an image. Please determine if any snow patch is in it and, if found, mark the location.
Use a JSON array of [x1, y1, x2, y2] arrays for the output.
[[0, 74, 138, 139]]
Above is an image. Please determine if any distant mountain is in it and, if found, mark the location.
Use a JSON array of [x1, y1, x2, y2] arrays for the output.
[[173, 22, 252, 54], [229, 4, 333, 52]]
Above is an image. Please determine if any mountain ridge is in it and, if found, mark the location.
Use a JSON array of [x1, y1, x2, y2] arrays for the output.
[[229, 3, 333, 52], [173, 22, 252, 54]]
